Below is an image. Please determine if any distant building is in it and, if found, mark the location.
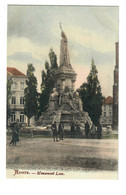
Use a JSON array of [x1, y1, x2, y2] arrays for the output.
[[7, 67, 35, 126], [112, 42, 119, 130], [100, 96, 113, 127]]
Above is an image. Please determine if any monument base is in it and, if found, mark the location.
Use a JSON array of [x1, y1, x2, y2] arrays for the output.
[[37, 109, 92, 137]]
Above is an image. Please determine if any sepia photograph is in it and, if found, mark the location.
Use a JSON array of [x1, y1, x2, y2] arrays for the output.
[[6, 5, 119, 179]]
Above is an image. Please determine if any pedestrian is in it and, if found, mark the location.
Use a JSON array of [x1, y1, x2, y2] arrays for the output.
[[85, 121, 89, 138], [97, 123, 102, 139], [71, 121, 75, 138], [58, 122, 64, 140], [90, 124, 96, 139], [51, 121, 58, 142], [10, 119, 20, 146], [76, 123, 81, 137]]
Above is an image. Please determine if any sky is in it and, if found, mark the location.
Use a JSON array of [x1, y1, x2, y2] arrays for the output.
[[7, 5, 119, 97]]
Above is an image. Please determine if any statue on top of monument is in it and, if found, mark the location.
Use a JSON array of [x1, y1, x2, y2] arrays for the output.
[[59, 23, 71, 67]]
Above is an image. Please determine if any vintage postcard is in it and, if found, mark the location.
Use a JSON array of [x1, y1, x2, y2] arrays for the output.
[[6, 5, 119, 180]]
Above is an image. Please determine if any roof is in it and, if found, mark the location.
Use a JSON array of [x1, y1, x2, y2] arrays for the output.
[[104, 96, 113, 104], [7, 67, 26, 77]]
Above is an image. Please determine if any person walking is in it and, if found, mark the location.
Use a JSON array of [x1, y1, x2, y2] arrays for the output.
[[51, 121, 58, 142], [71, 122, 75, 138], [76, 123, 81, 137], [90, 124, 96, 139], [97, 123, 102, 139], [85, 121, 90, 138], [10, 119, 20, 146], [58, 122, 64, 140]]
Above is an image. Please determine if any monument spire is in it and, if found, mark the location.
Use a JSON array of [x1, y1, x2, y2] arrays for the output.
[[59, 22, 62, 31], [59, 24, 71, 67]]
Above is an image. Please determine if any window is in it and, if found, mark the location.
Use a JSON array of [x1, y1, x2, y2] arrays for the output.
[[20, 82, 24, 90], [20, 112, 24, 123], [11, 96, 16, 104], [20, 97, 24, 104], [109, 112, 111, 117], [11, 112, 16, 122], [104, 112, 106, 117], [11, 82, 17, 90]]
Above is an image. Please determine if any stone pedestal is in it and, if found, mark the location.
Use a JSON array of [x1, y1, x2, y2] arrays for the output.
[[54, 65, 77, 94]]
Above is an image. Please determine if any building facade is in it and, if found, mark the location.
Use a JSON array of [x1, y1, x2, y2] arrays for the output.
[[100, 96, 113, 127], [7, 67, 35, 126], [112, 42, 119, 130]]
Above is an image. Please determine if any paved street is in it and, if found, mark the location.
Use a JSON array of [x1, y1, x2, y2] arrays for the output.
[[6, 136, 118, 172]]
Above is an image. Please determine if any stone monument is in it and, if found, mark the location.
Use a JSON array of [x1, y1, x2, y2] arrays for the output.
[[38, 24, 92, 136]]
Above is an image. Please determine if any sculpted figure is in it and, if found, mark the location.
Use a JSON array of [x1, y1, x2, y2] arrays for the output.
[[48, 88, 59, 110], [60, 86, 75, 111], [73, 92, 83, 111], [59, 23, 71, 67], [50, 88, 58, 100]]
